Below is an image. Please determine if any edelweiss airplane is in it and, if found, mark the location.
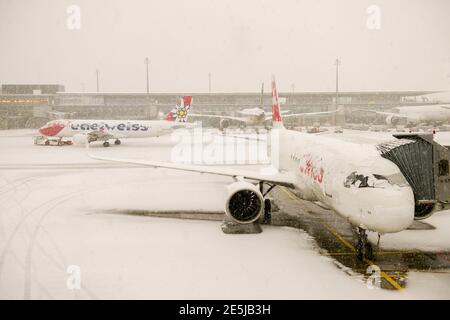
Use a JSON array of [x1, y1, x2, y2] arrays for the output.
[[190, 104, 342, 130], [89, 77, 423, 260], [357, 104, 450, 126], [38, 96, 194, 147]]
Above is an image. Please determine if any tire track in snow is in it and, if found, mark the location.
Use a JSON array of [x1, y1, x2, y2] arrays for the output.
[[0, 191, 81, 284]]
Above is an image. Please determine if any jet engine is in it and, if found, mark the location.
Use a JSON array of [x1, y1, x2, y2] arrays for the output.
[[219, 119, 230, 130], [414, 201, 436, 220], [386, 115, 401, 126], [225, 181, 264, 224], [73, 133, 88, 146]]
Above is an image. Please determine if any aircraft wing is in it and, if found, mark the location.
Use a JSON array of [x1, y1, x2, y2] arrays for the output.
[[88, 153, 296, 188], [189, 113, 248, 124], [168, 122, 197, 130], [352, 109, 407, 118]]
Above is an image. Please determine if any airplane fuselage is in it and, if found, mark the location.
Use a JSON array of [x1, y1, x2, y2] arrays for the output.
[[236, 108, 266, 126], [241, 114, 266, 126], [395, 105, 450, 124], [39, 119, 188, 139]]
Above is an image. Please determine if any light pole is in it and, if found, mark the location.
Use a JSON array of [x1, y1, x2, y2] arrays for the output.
[[334, 58, 343, 125], [260, 82, 264, 106], [208, 72, 211, 94], [334, 58, 340, 108], [291, 83, 295, 105], [96, 69, 100, 93], [145, 57, 150, 94]]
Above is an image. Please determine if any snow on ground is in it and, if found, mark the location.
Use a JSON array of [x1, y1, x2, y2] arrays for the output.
[[0, 129, 449, 299], [368, 210, 450, 252]]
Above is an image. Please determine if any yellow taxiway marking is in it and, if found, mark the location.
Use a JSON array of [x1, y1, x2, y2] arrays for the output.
[[322, 251, 417, 256], [321, 222, 355, 251], [280, 187, 404, 290]]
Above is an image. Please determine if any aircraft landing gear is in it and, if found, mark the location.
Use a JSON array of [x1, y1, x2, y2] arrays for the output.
[[114, 139, 121, 145], [259, 182, 276, 224], [356, 227, 374, 261], [263, 198, 272, 223], [103, 141, 110, 147]]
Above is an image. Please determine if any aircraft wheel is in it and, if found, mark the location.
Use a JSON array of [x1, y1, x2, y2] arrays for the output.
[[114, 139, 121, 145], [355, 227, 374, 261], [103, 141, 110, 147], [356, 239, 364, 261], [45, 140, 50, 146]]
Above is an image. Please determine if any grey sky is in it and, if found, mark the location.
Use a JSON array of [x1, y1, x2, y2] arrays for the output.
[[1, 0, 449, 93]]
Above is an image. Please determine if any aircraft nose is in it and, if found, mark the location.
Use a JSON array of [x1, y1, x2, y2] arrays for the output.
[[38, 123, 65, 136], [378, 204, 414, 233], [372, 189, 415, 233]]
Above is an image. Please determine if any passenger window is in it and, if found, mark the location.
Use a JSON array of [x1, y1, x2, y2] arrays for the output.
[[439, 160, 449, 176]]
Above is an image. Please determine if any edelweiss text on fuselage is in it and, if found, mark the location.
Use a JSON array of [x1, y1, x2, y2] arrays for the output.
[[70, 122, 150, 131]]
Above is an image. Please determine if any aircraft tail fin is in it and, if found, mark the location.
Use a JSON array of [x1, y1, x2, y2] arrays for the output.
[[271, 76, 284, 129], [165, 96, 193, 122]]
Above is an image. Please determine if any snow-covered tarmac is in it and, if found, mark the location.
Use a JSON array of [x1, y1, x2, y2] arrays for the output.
[[0, 129, 449, 299]]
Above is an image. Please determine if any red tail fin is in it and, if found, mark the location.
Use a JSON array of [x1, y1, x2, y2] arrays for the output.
[[271, 76, 283, 125]]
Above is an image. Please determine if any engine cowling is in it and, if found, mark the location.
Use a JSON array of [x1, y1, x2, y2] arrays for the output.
[[73, 133, 88, 146], [414, 202, 436, 220], [386, 115, 401, 126], [219, 119, 230, 130], [225, 181, 264, 224]]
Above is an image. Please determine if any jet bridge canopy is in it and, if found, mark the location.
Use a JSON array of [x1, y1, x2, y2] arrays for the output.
[[377, 133, 450, 219]]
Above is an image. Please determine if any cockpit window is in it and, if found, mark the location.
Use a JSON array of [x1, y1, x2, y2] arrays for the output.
[[344, 172, 370, 188], [344, 171, 408, 188], [373, 173, 409, 187]]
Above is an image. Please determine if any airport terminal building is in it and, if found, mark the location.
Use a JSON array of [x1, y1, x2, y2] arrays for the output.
[[0, 84, 440, 129]]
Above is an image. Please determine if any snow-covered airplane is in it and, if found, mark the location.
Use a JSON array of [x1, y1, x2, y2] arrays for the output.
[[356, 104, 450, 126], [37, 96, 195, 147], [191, 107, 277, 129], [89, 77, 418, 260], [190, 104, 342, 130]]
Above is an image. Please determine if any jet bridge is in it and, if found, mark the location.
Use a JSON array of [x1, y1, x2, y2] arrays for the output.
[[377, 133, 450, 219]]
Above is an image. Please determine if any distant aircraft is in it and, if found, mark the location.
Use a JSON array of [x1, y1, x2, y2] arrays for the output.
[[89, 77, 428, 260], [37, 96, 194, 147], [357, 104, 450, 126], [190, 104, 342, 130], [190, 107, 274, 129]]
